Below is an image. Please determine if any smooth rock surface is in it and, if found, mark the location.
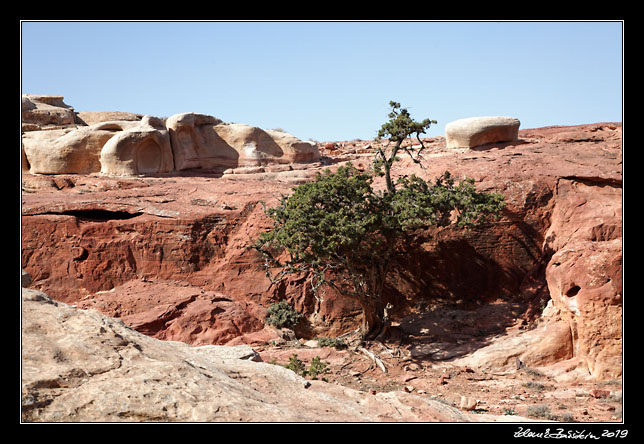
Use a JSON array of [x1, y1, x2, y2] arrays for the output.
[[21, 287, 475, 422], [445, 116, 520, 148]]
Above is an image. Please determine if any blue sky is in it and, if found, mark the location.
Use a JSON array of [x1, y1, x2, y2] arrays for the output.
[[21, 21, 623, 142]]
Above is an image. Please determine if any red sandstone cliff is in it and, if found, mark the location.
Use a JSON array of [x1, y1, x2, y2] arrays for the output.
[[21, 122, 622, 380]]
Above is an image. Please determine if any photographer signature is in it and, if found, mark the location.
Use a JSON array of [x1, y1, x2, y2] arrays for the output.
[[514, 427, 628, 439]]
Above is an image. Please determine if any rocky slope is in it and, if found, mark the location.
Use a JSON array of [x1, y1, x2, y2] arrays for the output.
[[21, 115, 622, 422], [24, 286, 533, 422]]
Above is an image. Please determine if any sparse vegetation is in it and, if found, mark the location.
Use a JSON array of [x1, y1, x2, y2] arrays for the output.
[[316, 337, 346, 349], [265, 301, 304, 329], [283, 353, 307, 376], [561, 413, 575, 422], [277, 353, 329, 379], [308, 356, 329, 379], [522, 381, 547, 391], [526, 404, 557, 420]]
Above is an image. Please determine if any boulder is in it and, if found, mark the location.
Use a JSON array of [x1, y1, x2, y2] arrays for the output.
[[165, 112, 228, 170], [445, 116, 520, 149], [450, 318, 574, 371], [74, 280, 268, 346], [460, 396, 478, 411], [100, 116, 175, 176], [22, 121, 139, 174], [211, 123, 319, 167]]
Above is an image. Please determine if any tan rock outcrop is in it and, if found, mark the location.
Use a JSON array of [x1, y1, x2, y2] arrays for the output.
[[445, 116, 520, 149], [21, 96, 320, 176], [21, 287, 474, 422], [75, 111, 144, 126], [22, 94, 77, 132], [165, 112, 229, 170], [100, 116, 175, 176], [167, 113, 320, 170], [22, 122, 137, 174]]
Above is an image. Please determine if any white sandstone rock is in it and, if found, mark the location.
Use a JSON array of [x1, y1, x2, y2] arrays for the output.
[[445, 116, 520, 149]]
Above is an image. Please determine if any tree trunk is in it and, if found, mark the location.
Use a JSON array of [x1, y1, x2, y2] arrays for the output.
[[359, 298, 387, 340]]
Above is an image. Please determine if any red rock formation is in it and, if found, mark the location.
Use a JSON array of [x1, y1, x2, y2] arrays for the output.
[[21, 122, 622, 379]]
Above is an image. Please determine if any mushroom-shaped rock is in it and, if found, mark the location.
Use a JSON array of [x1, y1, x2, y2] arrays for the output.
[[445, 116, 520, 149]]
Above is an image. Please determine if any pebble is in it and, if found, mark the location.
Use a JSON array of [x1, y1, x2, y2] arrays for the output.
[[460, 396, 478, 411], [590, 388, 610, 399]]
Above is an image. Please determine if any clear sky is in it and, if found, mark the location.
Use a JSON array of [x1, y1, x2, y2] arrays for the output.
[[20, 21, 623, 142]]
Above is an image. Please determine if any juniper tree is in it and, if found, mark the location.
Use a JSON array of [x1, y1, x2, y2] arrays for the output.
[[254, 102, 505, 340]]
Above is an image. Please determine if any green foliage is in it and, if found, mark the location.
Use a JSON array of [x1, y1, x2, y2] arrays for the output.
[[373, 101, 437, 194], [376, 101, 436, 143], [265, 301, 303, 329], [522, 381, 547, 392], [259, 164, 379, 265], [283, 354, 307, 376], [308, 356, 329, 379], [280, 354, 329, 379], [316, 337, 346, 349], [254, 101, 506, 339]]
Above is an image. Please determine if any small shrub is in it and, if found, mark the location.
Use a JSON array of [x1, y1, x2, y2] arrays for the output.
[[526, 404, 557, 420], [283, 354, 308, 376], [279, 354, 329, 379], [561, 413, 575, 422], [503, 407, 518, 416], [308, 356, 329, 379], [523, 381, 547, 391], [265, 301, 303, 329], [317, 337, 346, 349]]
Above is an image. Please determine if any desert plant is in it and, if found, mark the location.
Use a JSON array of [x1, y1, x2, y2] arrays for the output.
[[265, 301, 304, 329], [308, 356, 329, 379], [279, 354, 329, 379], [560, 413, 575, 422], [283, 354, 307, 376], [254, 101, 505, 340], [522, 381, 547, 391], [526, 404, 557, 420], [317, 337, 346, 349]]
